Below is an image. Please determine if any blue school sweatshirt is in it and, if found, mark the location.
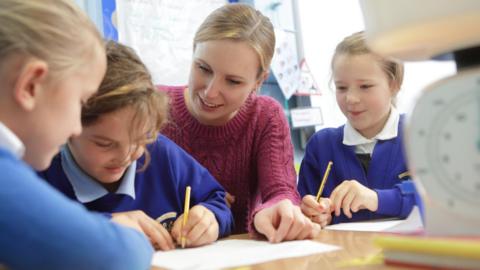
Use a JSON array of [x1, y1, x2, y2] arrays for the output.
[[39, 135, 234, 237], [0, 148, 153, 270], [298, 116, 416, 224]]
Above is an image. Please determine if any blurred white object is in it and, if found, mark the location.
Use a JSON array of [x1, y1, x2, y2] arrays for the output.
[[359, 0, 480, 236], [360, 0, 480, 60]]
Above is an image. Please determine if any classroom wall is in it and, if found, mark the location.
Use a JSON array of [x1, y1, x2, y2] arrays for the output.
[[75, 0, 457, 165], [73, 0, 104, 36]]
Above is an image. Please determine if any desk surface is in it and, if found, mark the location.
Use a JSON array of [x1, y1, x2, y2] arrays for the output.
[[152, 230, 411, 270]]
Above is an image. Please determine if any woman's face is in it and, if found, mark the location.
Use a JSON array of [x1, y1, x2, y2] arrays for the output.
[[186, 39, 265, 126]]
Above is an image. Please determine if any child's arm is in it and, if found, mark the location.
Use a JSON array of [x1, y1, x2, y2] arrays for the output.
[[0, 166, 153, 270], [297, 130, 337, 227], [328, 180, 416, 219], [174, 157, 233, 239], [300, 195, 332, 228], [111, 210, 175, 250], [297, 130, 332, 198], [374, 180, 416, 218], [158, 135, 234, 239], [298, 155, 324, 197], [171, 205, 219, 247]]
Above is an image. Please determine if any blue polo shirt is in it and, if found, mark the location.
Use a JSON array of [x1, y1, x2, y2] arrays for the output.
[[39, 135, 234, 237]]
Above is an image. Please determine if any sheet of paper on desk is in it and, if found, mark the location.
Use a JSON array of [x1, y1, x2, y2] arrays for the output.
[[325, 206, 424, 233], [151, 239, 339, 270]]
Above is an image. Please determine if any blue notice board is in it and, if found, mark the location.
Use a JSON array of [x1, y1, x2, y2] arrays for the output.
[[102, 0, 118, 41]]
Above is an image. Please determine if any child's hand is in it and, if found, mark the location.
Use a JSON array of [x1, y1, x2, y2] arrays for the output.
[[111, 210, 175, 251], [225, 192, 235, 208], [300, 195, 332, 228], [253, 199, 321, 243], [329, 180, 378, 218], [171, 205, 219, 248]]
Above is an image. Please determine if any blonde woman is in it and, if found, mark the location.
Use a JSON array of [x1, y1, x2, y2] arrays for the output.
[[161, 3, 320, 242]]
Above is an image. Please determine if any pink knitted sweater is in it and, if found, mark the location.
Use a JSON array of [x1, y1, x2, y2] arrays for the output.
[[160, 86, 300, 233]]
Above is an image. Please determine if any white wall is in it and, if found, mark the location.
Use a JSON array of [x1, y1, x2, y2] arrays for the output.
[[298, 0, 456, 130], [73, 0, 104, 36]]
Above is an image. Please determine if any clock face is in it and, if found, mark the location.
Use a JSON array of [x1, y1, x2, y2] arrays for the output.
[[407, 68, 480, 219]]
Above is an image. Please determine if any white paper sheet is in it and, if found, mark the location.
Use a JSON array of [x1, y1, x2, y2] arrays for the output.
[[151, 239, 339, 270], [325, 206, 424, 233], [325, 219, 403, 232], [384, 206, 424, 233]]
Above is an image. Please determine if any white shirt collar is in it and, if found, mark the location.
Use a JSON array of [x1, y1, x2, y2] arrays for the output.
[[343, 106, 400, 154], [60, 145, 137, 203], [0, 122, 25, 158]]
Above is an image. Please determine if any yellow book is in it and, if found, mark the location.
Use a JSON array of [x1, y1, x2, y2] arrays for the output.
[[375, 235, 480, 269], [375, 235, 480, 259]]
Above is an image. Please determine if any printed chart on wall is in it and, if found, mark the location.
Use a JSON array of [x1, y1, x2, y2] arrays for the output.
[[116, 0, 227, 85], [270, 29, 301, 100]]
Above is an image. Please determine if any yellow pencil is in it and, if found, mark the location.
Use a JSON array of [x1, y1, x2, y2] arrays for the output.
[[316, 161, 333, 202], [181, 186, 191, 248]]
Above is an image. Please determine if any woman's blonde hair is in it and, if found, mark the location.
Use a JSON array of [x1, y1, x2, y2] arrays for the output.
[[81, 41, 169, 170], [194, 3, 275, 77], [0, 0, 104, 79], [332, 31, 404, 89]]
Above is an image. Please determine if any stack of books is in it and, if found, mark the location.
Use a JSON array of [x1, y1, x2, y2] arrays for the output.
[[375, 235, 480, 269]]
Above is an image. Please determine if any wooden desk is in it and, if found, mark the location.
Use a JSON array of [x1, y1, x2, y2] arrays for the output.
[[152, 230, 411, 270]]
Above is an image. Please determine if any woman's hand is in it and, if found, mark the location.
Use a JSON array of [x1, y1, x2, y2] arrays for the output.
[[254, 199, 321, 243]]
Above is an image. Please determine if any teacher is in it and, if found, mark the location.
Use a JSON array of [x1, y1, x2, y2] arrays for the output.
[[160, 3, 319, 242]]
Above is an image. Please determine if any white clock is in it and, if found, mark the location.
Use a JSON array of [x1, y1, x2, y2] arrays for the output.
[[407, 67, 480, 236]]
